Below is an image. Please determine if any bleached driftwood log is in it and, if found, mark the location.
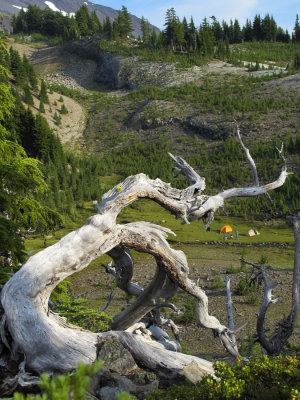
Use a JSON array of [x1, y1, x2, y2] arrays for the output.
[[0, 128, 290, 388]]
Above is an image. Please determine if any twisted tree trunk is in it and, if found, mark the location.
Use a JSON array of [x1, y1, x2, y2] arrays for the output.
[[0, 128, 290, 389]]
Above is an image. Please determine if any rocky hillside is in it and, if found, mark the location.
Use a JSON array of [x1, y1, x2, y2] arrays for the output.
[[11, 36, 300, 163]]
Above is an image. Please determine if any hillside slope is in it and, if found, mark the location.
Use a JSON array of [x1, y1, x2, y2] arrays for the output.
[[0, 0, 156, 36]]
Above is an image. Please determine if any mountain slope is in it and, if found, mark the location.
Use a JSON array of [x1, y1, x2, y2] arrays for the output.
[[0, 0, 153, 36]]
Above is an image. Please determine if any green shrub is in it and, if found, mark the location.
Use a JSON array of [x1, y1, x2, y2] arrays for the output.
[[39, 100, 45, 113], [211, 276, 223, 289], [53, 112, 61, 125], [50, 282, 112, 332], [226, 265, 239, 274], [54, 297, 112, 332], [258, 253, 269, 265], [147, 355, 300, 400], [180, 294, 196, 324], [60, 104, 68, 114], [9, 360, 103, 400], [247, 287, 260, 305], [236, 275, 249, 295]]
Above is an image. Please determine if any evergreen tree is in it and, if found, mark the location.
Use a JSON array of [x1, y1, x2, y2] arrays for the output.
[[141, 16, 151, 43], [43, 6, 56, 36], [9, 47, 26, 87], [164, 8, 179, 50], [188, 17, 197, 50], [114, 6, 133, 38], [228, 19, 234, 43], [0, 35, 61, 268], [39, 100, 45, 113], [103, 16, 112, 38], [150, 28, 158, 47], [12, 8, 28, 33], [60, 104, 68, 114], [28, 64, 38, 91], [90, 11, 102, 34], [24, 85, 34, 105], [39, 79, 49, 104], [75, 5, 90, 37], [294, 14, 300, 43], [253, 14, 262, 41], [26, 4, 44, 33], [261, 14, 277, 41], [68, 16, 80, 40], [243, 19, 253, 41], [276, 27, 290, 43], [222, 20, 230, 42], [199, 18, 215, 56], [233, 19, 242, 43], [53, 111, 61, 125], [211, 17, 223, 42]]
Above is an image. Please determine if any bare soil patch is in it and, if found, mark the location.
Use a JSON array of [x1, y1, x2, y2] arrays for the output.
[[28, 91, 85, 150]]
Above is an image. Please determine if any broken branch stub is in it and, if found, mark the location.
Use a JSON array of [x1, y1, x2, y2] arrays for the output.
[[0, 129, 290, 381]]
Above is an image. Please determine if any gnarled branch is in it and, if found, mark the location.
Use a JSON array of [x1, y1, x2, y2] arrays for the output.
[[0, 128, 290, 388], [241, 216, 299, 355]]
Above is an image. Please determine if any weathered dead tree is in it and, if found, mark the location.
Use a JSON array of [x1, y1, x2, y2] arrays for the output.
[[240, 214, 299, 355], [0, 128, 290, 391]]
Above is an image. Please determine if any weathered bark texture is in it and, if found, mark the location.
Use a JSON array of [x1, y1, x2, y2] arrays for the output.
[[241, 215, 299, 355], [0, 128, 289, 389]]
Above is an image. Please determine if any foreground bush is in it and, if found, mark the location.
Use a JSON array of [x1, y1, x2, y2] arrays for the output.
[[147, 355, 300, 400]]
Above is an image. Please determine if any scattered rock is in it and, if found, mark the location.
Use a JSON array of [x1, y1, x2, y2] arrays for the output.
[[97, 338, 138, 375], [187, 118, 232, 139]]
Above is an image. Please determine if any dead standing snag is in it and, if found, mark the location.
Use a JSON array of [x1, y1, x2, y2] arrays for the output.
[[0, 128, 289, 388]]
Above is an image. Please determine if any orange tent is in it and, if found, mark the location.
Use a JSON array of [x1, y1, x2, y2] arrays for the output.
[[220, 225, 232, 233]]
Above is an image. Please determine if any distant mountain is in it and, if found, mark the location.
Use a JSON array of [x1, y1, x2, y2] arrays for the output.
[[0, 0, 156, 36]]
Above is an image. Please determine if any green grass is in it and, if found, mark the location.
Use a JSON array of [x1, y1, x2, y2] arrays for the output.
[[117, 198, 294, 245], [24, 198, 295, 273]]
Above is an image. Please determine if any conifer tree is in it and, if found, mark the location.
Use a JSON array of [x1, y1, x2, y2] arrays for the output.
[[294, 14, 300, 43], [164, 8, 178, 50], [9, 47, 26, 87], [60, 104, 68, 114], [28, 64, 38, 91], [150, 28, 158, 47], [253, 14, 262, 40], [24, 84, 34, 105], [261, 14, 277, 41], [115, 6, 133, 38], [233, 19, 242, 43], [0, 35, 61, 267], [141, 16, 151, 43], [39, 100, 45, 113], [243, 19, 253, 41], [75, 5, 90, 36], [90, 11, 102, 34], [103, 16, 112, 38], [26, 4, 43, 33], [211, 17, 223, 42], [188, 17, 197, 50], [39, 79, 49, 104]]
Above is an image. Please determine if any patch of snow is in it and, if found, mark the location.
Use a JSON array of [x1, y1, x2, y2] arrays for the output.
[[84, 1, 88, 4], [44, 1, 75, 17], [12, 5, 28, 11]]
